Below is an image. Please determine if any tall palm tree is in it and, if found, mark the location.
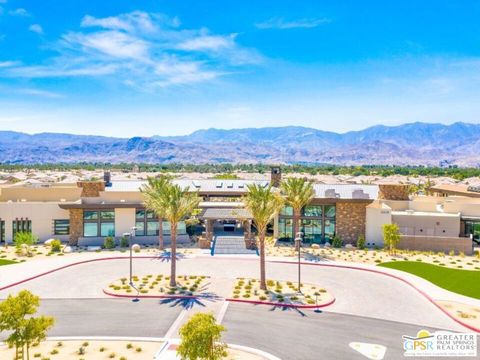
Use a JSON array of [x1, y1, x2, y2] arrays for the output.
[[244, 184, 284, 290], [281, 177, 315, 248], [145, 181, 200, 287], [141, 175, 172, 250]]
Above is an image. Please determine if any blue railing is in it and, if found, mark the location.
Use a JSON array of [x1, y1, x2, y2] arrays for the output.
[[210, 236, 217, 256]]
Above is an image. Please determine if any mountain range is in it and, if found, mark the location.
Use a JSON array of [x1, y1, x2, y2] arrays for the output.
[[1, 122, 479, 166]]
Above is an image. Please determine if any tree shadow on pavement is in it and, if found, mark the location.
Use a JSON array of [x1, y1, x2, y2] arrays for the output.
[[159, 292, 223, 310], [152, 251, 186, 262], [267, 304, 307, 317]]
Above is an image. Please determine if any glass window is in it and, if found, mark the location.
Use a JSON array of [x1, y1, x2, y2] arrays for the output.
[[0, 221, 4, 243], [12, 220, 31, 237], [303, 205, 322, 217], [280, 206, 293, 216], [325, 205, 336, 218], [135, 221, 145, 236], [136, 210, 145, 219], [278, 218, 293, 241], [100, 211, 115, 220], [178, 221, 187, 235], [162, 221, 171, 235], [324, 219, 335, 242], [147, 221, 159, 236], [100, 223, 115, 237], [302, 219, 322, 244], [146, 210, 156, 219], [54, 220, 70, 235], [83, 211, 98, 220], [83, 223, 98, 237]]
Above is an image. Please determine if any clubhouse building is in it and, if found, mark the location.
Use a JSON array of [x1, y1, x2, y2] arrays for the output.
[[0, 169, 477, 255]]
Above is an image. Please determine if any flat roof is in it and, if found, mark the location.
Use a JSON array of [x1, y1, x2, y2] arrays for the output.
[[201, 208, 252, 220], [430, 184, 480, 198], [391, 210, 460, 217]]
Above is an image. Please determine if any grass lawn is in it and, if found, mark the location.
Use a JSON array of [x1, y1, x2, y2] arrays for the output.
[[378, 261, 480, 299], [0, 259, 16, 266]]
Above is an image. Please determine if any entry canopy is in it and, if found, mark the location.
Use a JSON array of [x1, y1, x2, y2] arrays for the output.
[[201, 208, 253, 220]]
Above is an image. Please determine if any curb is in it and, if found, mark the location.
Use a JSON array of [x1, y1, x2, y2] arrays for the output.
[[271, 260, 480, 333], [103, 289, 199, 300], [0, 256, 159, 291], [1, 255, 478, 333], [226, 296, 336, 309]]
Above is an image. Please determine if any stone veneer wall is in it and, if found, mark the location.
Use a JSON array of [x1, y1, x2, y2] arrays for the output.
[[335, 202, 368, 244], [378, 184, 410, 201], [69, 208, 83, 245], [76, 181, 105, 197]]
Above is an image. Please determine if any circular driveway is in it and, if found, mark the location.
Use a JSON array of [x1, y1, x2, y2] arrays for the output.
[[0, 256, 465, 331]]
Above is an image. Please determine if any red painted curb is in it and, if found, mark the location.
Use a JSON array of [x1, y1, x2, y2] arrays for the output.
[[226, 296, 336, 309], [271, 260, 480, 333], [1, 255, 478, 333], [0, 256, 159, 292], [103, 289, 198, 300]]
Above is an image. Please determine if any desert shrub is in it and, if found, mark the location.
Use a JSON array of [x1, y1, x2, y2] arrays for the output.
[[120, 236, 129, 248], [14, 232, 39, 256], [356, 235, 366, 250], [332, 236, 343, 248], [78, 347, 85, 355], [126, 344, 133, 349], [50, 239, 62, 252], [103, 237, 115, 249], [50, 349, 58, 355]]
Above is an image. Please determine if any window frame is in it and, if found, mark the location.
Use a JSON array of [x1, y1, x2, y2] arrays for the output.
[[53, 219, 70, 236], [83, 210, 115, 237]]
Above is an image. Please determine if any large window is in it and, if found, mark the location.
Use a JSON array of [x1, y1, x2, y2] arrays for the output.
[[13, 219, 31, 238], [464, 220, 480, 243], [0, 221, 4, 243], [54, 220, 70, 235], [83, 210, 115, 237], [278, 204, 335, 244], [135, 209, 187, 236]]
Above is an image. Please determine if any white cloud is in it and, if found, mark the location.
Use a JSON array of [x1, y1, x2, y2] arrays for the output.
[[177, 34, 236, 51], [8, 8, 30, 17], [255, 17, 330, 30], [0, 60, 19, 67], [29, 24, 44, 34], [0, 10, 262, 89], [16, 88, 64, 98]]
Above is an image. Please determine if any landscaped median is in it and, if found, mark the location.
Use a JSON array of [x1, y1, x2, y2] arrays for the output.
[[0, 259, 16, 266], [105, 274, 210, 297], [227, 278, 335, 308], [378, 261, 480, 299]]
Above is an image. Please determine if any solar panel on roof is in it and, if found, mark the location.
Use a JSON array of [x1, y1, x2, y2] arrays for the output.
[[227, 182, 233, 188]]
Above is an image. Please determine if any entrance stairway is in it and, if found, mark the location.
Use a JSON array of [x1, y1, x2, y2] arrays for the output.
[[213, 236, 257, 255]]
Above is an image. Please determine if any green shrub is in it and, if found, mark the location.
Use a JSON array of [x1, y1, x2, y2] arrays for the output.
[[356, 235, 366, 250], [50, 239, 62, 252], [14, 232, 39, 256], [332, 236, 343, 248], [120, 236, 129, 248], [104, 237, 115, 249], [126, 343, 133, 349]]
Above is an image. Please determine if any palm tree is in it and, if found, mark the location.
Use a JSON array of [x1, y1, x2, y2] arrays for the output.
[[244, 184, 284, 290], [281, 177, 315, 248], [141, 175, 172, 250], [147, 181, 200, 287]]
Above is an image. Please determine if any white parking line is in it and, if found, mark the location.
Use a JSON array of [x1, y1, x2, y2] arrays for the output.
[[164, 308, 189, 339], [217, 301, 230, 324]]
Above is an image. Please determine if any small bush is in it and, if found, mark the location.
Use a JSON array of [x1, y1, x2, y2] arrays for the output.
[[50, 349, 58, 355], [50, 239, 62, 252], [99, 347, 106, 352], [120, 236, 129, 248], [332, 236, 343, 248], [126, 343, 133, 349], [78, 347, 85, 355], [104, 237, 115, 249], [356, 235, 366, 250], [109, 353, 116, 358], [135, 347, 142, 353]]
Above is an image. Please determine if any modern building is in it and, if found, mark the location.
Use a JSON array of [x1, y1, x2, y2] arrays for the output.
[[0, 169, 477, 254]]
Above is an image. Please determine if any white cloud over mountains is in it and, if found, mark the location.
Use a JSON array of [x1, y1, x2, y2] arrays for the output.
[[2, 10, 262, 89]]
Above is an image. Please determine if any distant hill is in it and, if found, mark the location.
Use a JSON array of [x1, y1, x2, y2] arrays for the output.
[[1, 122, 479, 166]]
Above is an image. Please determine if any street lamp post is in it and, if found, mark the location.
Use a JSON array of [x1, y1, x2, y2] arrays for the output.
[[122, 226, 137, 288], [295, 231, 303, 294]]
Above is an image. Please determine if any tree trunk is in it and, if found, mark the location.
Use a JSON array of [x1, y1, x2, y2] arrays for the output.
[[158, 216, 164, 250], [170, 222, 177, 287], [293, 208, 301, 250], [259, 230, 267, 290]]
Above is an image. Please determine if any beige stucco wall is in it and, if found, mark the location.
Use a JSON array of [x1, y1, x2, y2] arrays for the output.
[[392, 213, 460, 237], [114, 208, 136, 237], [366, 204, 392, 246], [0, 187, 81, 202], [0, 202, 70, 243]]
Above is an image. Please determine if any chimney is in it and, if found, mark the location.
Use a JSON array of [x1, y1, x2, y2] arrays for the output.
[[270, 166, 282, 187], [103, 171, 112, 187]]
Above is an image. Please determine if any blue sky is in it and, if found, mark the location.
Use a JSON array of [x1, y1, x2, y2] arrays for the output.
[[1, 0, 480, 136]]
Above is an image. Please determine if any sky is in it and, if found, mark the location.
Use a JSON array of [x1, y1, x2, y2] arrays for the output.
[[1, 0, 480, 137]]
